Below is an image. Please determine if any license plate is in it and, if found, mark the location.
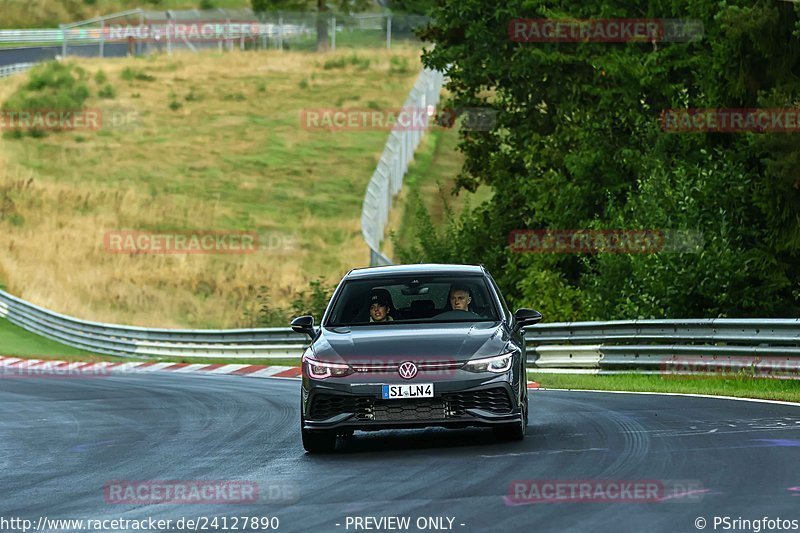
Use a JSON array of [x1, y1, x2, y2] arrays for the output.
[[382, 383, 434, 399]]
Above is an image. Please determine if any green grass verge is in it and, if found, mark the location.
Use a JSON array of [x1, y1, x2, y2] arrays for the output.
[[529, 371, 800, 403], [0, 316, 104, 358]]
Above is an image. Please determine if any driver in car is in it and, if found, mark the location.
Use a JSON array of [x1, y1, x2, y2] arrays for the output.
[[368, 289, 394, 322], [449, 285, 472, 312]]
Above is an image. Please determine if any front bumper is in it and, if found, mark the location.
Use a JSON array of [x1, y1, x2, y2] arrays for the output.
[[302, 378, 522, 432]]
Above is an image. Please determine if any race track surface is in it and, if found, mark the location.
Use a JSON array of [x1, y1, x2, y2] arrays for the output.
[[1, 373, 799, 532]]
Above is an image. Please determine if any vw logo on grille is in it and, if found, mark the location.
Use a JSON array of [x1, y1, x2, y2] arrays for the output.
[[398, 361, 418, 380]]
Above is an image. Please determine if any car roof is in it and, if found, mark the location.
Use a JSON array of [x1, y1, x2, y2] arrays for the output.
[[345, 263, 485, 280]]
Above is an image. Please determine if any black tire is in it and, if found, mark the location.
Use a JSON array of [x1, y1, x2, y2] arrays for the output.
[[494, 389, 527, 441], [302, 427, 337, 453]]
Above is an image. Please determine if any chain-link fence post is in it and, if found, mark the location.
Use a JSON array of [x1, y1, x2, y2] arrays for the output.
[[60, 23, 67, 58], [278, 12, 283, 50], [330, 15, 336, 50], [99, 19, 105, 57]]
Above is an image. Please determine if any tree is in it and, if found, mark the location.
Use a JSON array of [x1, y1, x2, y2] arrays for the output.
[[406, 0, 800, 319], [251, 0, 372, 51]]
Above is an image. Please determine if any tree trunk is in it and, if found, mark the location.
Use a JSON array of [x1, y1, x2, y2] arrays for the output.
[[316, 0, 329, 52]]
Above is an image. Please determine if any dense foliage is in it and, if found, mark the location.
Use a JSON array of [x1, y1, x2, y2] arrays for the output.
[[397, 0, 800, 320]]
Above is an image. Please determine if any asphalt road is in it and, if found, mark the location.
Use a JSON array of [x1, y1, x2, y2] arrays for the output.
[[1, 373, 799, 533]]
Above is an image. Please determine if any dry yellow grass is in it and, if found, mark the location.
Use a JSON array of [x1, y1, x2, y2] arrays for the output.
[[0, 47, 422, 327]]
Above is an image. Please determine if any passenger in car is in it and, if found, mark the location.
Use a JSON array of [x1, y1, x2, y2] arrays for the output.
[[368, 289, 395, 322]]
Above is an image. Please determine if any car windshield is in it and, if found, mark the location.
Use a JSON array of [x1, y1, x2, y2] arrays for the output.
[[325, 275, 500, 326]]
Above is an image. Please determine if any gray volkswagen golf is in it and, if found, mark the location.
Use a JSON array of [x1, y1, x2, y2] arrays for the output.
[[291, 264, 542, 453]]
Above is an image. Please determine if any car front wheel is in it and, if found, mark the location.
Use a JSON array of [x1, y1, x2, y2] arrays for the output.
[[494, 390, 527, 441], [302, 427, 337, 453]]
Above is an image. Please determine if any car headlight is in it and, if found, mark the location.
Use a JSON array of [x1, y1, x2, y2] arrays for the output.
[[304, 357, 353, 379], [463, 352, 514, 373]]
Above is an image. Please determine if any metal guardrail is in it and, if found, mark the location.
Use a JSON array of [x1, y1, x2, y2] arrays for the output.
[[526, 318, 800, 375], [3, 288, 799, 376], [360, 68, 445, 266], [0, 62, 34, 78], [0, 289, 307, 360]]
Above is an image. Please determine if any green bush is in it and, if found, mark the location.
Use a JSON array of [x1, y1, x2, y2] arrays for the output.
[[185, 87, 204, 102], [121, 67, 156, 82], [98, 84, 116, 99], [2, 61, 91, 137], [241, 279, 334, 327], [323, 54, 372, 71], [388, 55, 409, 74], [290, 279, 334, 320], [220, 92, 246, 102]]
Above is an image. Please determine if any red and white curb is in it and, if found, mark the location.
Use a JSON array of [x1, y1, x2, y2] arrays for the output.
[[0, 356, 301, 379], [0, 356, 542, 387]]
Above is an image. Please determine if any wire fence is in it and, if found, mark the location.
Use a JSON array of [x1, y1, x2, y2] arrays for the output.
[[0, 9, 429, 58], [360, 68, 446, 266]]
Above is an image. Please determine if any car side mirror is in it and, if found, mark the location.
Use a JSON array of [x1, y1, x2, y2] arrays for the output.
[[291, 315, 316, 338], [514, 308, 542, 331]]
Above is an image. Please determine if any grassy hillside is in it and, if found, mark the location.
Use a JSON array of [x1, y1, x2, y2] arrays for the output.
[[0, 47, 423, 328]]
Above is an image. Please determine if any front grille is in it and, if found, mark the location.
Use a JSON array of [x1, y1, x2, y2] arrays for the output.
[[308, 394, 373, 421], [308, 387, 512, 422], [443, 387, 513, 416], [373, 399, 445, 421]]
